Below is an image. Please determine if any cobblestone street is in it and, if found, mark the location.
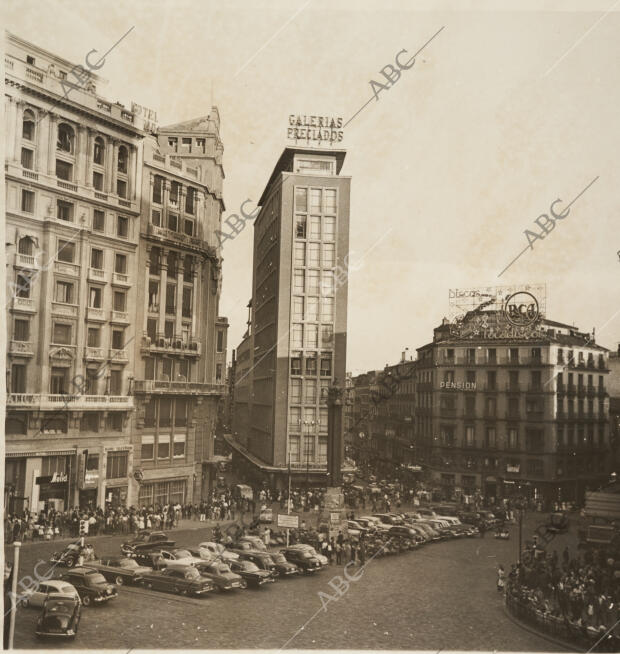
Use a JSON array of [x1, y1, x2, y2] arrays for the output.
[[8, 512, 569, 650]]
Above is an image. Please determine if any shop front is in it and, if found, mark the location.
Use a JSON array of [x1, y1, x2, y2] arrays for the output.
[[137, 478, 187, 508]]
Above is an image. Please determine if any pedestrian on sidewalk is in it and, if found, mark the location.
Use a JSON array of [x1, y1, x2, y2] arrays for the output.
[[479, 522, 486, 538], [497, 564, 505, 592]]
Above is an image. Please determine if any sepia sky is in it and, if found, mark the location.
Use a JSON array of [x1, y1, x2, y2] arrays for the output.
[[5, 0, 619, 375]]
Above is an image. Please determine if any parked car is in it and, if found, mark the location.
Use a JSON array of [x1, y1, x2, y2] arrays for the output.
[[132, 550, 166, 570], [138, 566, 216, 596], [359, 516, 389, 532], [193, 560, 247, 591], [229, 560, 275, 587], [83, 558, 151, 585], [60, 568, 118, 607], [372, 513, 405, 526], [388, 525, 420, 541], [235, 535, 267, 552], [288, 544, 328, 567], [21, 580, 80, 608], [346, 520, 371, 538], [262, 551, 299, 577], [50, 543, 94, 568], [546, 512, 569, 534], [35, 593, 81, 639], [259, 508, 274, 523], [280, 547, 322, 574], [198, 541, 239, 562], [156, 548, 203, 569], [236, 550, 278, 575], [121, 531, 175, 555], [354, 517, 378, 533]]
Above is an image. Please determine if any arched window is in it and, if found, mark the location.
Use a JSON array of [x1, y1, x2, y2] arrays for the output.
[[22, 109, 35, 141], [94, 137, 105, 165], [117, 145, 128, 173], [57, 123, 75, 153], [18, 237, 34, 256]]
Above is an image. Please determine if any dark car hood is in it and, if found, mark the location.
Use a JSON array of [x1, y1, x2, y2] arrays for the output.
[[275, 562, 297, 571], [41, 615, 72, 629]]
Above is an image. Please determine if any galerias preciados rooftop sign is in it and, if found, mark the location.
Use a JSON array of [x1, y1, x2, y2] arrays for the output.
[[287, 115, 343, 145]]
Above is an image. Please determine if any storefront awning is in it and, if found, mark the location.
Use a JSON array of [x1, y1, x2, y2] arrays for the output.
[[6, 449, 77, 458]]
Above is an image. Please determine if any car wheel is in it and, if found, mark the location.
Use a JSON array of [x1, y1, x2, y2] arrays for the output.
[[239, 580, 247, 589], [20, 597, 29, 608], [115, 576, 124, 586], [81, 595, 91, 607], [66, 558, 75, 568]]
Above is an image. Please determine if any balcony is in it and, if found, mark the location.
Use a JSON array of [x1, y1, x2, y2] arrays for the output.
[[52, 302, 78, 318], [586, 386, 596, 397], [110, 310, 130, 324], [88, 267, 106, 282], [109, 348, 129, 362], [15, 253, 38, 269], [557, 383, 566, 395], [9, 341, 34, 356], [566, 384, 576, 396], [133, 380, 224, 396], [87, 307, 106, 321], [112, 272, 130, 286], [6, 393, 133, 410], [505, 383, 521, 392], [506, 412, 521, 421], [577, 386, 587, 398], [597, 386, 607, 397], [84, 347, 105, 361], [145, 223, 217, 257], [140, 336, 201, 356], [439, 407, 457, 418], [525, 410, 545, 421], [57, 180, 78, 192], [54, 261, 80, 276], [12, 297, 35, 312]]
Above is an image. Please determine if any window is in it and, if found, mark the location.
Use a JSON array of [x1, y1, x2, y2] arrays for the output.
[[158, 434, 171, 459], [14, 318, 29, 342], [292, 296, 304, 320], [144, 400, 156, 427], [324, 189, 337, 213], [289, 406, 301, 427], [106, 451, 128, 479], [294, 243, 306, 266], [148, 281, 159, 312], [485, 396, 496, 417], [291, 355, 302, 375], [175, 399, 188, 427], [113, 291, 126, 312], [18, 237, 34, 256], [319, 407, 328, 431], [309, 215, 321, 239], [293, 270, 305, 295], [295, 187, 308, 211], [151, 209, 161, 227], [168, 213, 178, 232], [509, 370, 519, 389], [21, 148, 33, 169], [110, 253, 126, 276], [526, 429, 544, 452], [196, 138, 206, 153], [185, 187, 196, 214], [144, 357, 155, 380], [486, 427, 496, 448], [55, 281, 74, 304], [164, 321, 175, 339], [320, 354, 332, 377], [81, 413, 100, 432], [94, 137, 105, 165], [305, 324, 318, 348], [466, 370, 476, 384], [291, 378, 302, 403], [173, 434, 186, 459], [57, 124, 74, 153], [216, 330, 224, 353], [321, 297, 334, 321], [117, 145, 128, 173], [141, 435, 154, 461], [509, 348, 519, 363], [22, 110, 35, 140], [322, 271, 335, 295], [303, 436, 315, 462], [292, 324, 303, 348], [16, 272, 31, 298], [116, 179, 127, 198], [305, 379, 317, 403], [117, 215, 128, 238], [487, 371, 496, 390], [305, 355, 317, 376], [57, 200, 73, 222], [508, 397, 519, 418], [89, 249, 103, 270], [93, 172, 104, 191], [465, 426, 474, 446], [50, 367, 68, 394], [310, 188, 321, 212], [111, 330, 124, 350], [308, 243, 320, 266], [183, 218, 194, 236], [182, 287, 192, 318], [21, 189, 34, 213], [170, 181, 181, 207], [507, 428, 518, 450], [57, 240, 75, 263], [216, 363, 223, 382], [11, 364, 27, 393], [149, 248, 161, 275], [531, 370, 542, 390], [168, 137, 178, 151], [87, 327, 100, 347], [308, 270, 320, 294], [296, 216, 307, 238], [321, 324, 333, 345], [531, 347, 541, 361], [322, 243, 335, 268], [324, 216, 335, 240], [89, 286, 102, 308], [56, 159, 73, 181], [307, 297, 319, 321], [165, 284, 176, 314], [93, 210, 105, 232], [465, 396, 476, 417], [289, 436, 300, 463]]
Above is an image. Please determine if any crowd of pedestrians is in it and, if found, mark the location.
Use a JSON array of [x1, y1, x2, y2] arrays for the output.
[[506, 543, 620, 650]]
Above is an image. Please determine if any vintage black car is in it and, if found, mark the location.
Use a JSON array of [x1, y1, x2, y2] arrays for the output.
[[84, 558, 152, 585], [546, 512, 569, 534], [60, 567, 118, 606], [280, 547, 322, 574], [139, 566, 216, 596], [50, 542, 95, 568], [229, 560, 275, 587], [121, 530, 175, 555], [35, 593, 81, 639], [193, 560, 247, 591], [238, 550, 298, 577]]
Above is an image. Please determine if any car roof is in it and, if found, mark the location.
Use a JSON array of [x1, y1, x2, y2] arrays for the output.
[[65, 567, 99, 575]]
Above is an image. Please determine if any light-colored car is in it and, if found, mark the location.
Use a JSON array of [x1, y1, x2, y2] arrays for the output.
[[360, 516, 390, 532], [197, 542, 239, 562], [289, 544, 328, 567], [21, 579, 80, 608], [158, 548, 203, 568]]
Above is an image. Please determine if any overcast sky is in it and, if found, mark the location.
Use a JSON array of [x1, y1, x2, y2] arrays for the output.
[[6, 0, 619, 375]]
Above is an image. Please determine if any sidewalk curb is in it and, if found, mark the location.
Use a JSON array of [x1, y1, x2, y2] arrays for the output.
[[502, 603, 580, 652]]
